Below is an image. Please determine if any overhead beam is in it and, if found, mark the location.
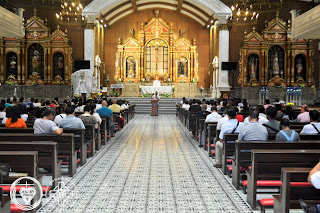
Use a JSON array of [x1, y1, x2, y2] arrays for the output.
[[177, 0, 183, 12], [131, 0, 137, 12]]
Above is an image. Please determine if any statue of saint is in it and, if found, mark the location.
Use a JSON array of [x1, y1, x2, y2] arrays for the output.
[[249, 57, 257, 79], [9, 56, 17, 76], [296, 59, 303, 78], [127, 58, 135, 78], [57, 57, 64, 77], [273, 51, 280, 76], [32, 50, 40, 74], [76, 73, 87, 97]]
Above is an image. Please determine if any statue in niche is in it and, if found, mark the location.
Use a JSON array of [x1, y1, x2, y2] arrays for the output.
[[126, 57, 136, 78], [9, 56, 17, 76], [178, 57, 188, 78], [296, 59, 303, 78], [57, 57, 64, 76], [32, 50, 40, 74], [273, 51, 280, 76], [249, 57, 258, 80], [75, 73, 88, 98]]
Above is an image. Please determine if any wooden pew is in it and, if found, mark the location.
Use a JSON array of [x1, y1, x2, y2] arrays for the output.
[[232, 140, 320, 190], [203, 122, 217, 151], [63, 129, 86, 165], [221, 134, 276, 175], [100, 117, 111, 143], [0, 134, 77, 176], [0, 177, 10, 213], [207, 124, 217, 157], [247, 149, 320, 209], [84, 124, 96, 157], [0, 142, 61, 188], [272, 167, 319, 213], [0, 151, 38, 182], [0, 127, 87, 167], [196, 117, 205, 145]]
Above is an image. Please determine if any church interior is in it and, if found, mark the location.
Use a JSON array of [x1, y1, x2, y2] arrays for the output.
[[0, 0, 320, 212]]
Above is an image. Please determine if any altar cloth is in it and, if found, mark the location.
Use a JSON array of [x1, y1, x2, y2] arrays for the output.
[[141, 86, 172, 95]]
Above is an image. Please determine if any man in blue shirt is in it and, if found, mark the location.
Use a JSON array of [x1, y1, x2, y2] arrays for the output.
[[59, 106, 85, 129], [98, 100, 115, 137]]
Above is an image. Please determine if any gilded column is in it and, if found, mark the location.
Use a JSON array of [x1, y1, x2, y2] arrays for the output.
[[308, 49, 313, 85], [291, 52, 295, 85], [48, 48, 52, 82], [21, 47, 26, 83], [18, 49, 21, 83], [44, 48, 48, 83], [286, 50, 291, 86]]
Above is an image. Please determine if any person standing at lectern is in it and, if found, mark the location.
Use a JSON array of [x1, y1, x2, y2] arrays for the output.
[[151, 91, 160, 100]]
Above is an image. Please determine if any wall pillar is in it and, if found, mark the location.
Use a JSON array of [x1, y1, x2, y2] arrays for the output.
[[84, 23, 95, 72], [218, 24, 230, 95]]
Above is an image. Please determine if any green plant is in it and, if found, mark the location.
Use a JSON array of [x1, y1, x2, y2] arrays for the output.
[[128, 79, 134, 83], [180, 79, 186, 83], [31, 81, 38, 86], [113, 91, 120, 97], [299, 83, 305, 88], [7, 81, 14, 85]]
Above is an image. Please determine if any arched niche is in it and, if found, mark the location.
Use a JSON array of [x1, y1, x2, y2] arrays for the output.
[[6, 52, 18, 79], [268, 45, 285, 80], [28, 43, 44, 78], [294, 54, 306, 82], [247, 54, 259, 82], [178, 57, 188, 78], [126, 56, 136, 78], [53, 52, 65, 79], [145, 38, 168, 76]]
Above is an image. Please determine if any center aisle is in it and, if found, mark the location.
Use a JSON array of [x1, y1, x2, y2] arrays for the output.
[[38, 115, 252, 213]]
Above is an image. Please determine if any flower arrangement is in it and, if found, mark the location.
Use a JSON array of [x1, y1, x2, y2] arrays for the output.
[[287, 102, 294, 106], [56, 80, 62, 85], [275, 85, 282, 88], [7, 81, 14, 85], [113, 91, 120, 97], [252, 83, 258, 87], [180, 79, 186, 83], [31, 81, 38, 86], [128, 79, 134, 83], [139, 85, 142, 92], [141, 78, 146, 84], [117, 78, 123, 83], [191, 78, 197, 83], [74, 93, 79, 99], [172, 85, 175, 93], [299, 83, 305, 88]]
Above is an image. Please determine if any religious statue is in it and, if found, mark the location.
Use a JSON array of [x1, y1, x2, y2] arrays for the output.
[[32, 50, 40, 74], [178, 58, 188, 77], [57, 57, 64, 77], [273, 51, 280, 76], [9, 56, 17, 76], [76, 73, 87, 98], [126, 57, 135, 78], [296, 59, 303, 79], [249, 57, 257, 80]]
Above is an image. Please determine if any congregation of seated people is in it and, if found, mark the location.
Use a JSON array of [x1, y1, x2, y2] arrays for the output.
[[0, 96, 134, 212], [177, 97, 320, 212]]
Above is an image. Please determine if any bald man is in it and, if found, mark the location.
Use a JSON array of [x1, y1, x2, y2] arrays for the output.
[[97, 100, 115, 137]]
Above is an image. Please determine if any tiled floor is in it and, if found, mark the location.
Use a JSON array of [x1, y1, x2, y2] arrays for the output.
[[38, 114, 252, 213]]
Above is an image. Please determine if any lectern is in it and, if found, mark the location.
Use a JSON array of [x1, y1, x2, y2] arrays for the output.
[[151, 100, 159, 116]]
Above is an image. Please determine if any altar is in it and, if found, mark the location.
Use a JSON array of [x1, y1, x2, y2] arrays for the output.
[[141, 85, 173, 96]]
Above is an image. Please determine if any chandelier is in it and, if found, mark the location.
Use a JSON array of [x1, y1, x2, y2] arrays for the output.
[[227, 1, 259, 26], [56, 0, 87, 25], [227, 0, 282, 26]]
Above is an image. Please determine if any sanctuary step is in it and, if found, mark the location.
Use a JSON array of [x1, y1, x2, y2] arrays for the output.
[[116, 97, 182, 114]]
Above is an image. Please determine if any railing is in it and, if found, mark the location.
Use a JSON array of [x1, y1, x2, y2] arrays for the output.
[[296, 0, 320, 16]]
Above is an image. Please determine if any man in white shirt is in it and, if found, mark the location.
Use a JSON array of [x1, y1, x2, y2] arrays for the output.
[[205, 106, 222, 122], [181, 100, 190, 111], [151, 91, 160, 100], [214, 107, 244, 168], [0, 104, 6, 119], [300, 110, 320, 134], [217, 113, 229, 130]]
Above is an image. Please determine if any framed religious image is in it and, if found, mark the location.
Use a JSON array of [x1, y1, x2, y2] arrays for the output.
[[53, 52, 65, 79], [126, 56, 136, 78], [178, 57, 188, 78], [28, 43, 44, 78], [247, 54, 259, 81], [6, 52, 18, 79], [294, 54, 306, 82], [268, 45, 285, 80]]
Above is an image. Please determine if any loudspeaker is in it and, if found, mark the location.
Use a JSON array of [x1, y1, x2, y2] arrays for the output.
[[222, 62, 237, 70], [74, 60, 90, 71]]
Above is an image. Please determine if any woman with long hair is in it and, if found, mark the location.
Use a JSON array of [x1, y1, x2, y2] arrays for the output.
[[5, 106, 27, 128]]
